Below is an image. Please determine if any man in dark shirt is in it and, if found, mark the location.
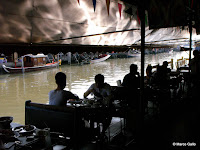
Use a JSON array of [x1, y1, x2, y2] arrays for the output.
[[122, 64, 140, 89], [122, 64, 140, 108]]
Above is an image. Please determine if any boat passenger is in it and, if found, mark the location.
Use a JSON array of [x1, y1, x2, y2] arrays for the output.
[[49, 72, 79, 106]]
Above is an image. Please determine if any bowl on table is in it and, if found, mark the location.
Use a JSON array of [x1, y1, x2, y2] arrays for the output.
[[0, 116, 13, 129]]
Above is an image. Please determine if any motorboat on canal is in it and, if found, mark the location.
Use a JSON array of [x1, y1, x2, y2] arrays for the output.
[[90, 54, 111, 63], [127, 49, 141, 57], [2, 54, 59, 73]]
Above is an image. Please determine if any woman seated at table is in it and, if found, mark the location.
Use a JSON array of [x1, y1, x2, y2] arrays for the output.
[[84, 74, 112, 106], [49, 72, 79, 106]]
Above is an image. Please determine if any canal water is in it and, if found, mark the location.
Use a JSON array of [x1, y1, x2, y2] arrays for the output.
[[0, 51, 191, 124]]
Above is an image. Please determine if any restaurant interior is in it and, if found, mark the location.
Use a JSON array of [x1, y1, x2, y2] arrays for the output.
[[1, 0, 200, 149]]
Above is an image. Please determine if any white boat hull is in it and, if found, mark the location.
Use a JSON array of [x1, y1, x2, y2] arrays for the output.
[[90, 54, 111, 63], [127, 51, 141, 57], [2, 61, 59, 73]]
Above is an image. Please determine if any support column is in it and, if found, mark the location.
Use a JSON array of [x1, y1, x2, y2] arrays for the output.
[[139, 0, 145, 141]]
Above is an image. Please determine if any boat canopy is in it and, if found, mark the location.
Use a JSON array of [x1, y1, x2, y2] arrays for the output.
[[0, 0, 199, 48], [23, 54, 47, 58]]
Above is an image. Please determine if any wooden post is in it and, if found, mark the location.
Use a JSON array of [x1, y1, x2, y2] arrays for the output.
[[171, 59, 173, 69], [22, 56, 24, 73], [14, 52, 18, 68]]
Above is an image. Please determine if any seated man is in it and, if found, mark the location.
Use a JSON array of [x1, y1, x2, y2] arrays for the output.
[[84, 74, 112, 138], [122, 64, 140, 89], [121, 64, 140, 108], [49, 72, 79, 106], [162, 61, 171, 74], [84, 74, 112, 106]]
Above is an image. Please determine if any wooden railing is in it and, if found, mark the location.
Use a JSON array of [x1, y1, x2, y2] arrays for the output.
[[150, 59, 174, 70], [176, 57, 189, 69], [149, 57, 190, 71]]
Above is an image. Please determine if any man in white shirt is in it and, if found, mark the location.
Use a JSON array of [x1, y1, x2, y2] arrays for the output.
[[84, 74, 112, 104], [84, 74, 112, 137], [49, 72, 79, 106]]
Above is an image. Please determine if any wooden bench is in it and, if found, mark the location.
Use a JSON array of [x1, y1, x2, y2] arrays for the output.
[[25, 100, 83, 149]]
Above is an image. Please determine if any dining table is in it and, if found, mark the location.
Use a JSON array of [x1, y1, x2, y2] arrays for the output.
[[67, 99, 111, 128], [66, 98, 122, 141]]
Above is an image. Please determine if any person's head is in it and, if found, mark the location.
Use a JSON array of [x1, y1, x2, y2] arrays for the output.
[[130, 64, 138, 74], [193, 50, 199, 57], [163, 61, 168, 67], [95, 74, 104, 88], [55, 72, 66, 89]]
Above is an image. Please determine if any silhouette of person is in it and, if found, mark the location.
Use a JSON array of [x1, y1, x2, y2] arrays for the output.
[[121, 64, 140, 109], [84, 74, 112, 138], [190, 50, 200, 75], [122, 64, 140, 89], [49, 72, 79, 106], [84, 74, 112, 105], [145, 64, 153, 85], [162, 61, 171, 74], [151, 65, 170, 89], [121, 64, 141, 135]]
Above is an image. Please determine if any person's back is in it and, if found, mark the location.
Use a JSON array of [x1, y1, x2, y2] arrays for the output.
[[49, 72, 78, 106], [162, 61, 171, 74], [49, 90, 78, 106]]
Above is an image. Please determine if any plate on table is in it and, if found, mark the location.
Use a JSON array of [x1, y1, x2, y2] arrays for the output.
[[13, 125, 36, 136]]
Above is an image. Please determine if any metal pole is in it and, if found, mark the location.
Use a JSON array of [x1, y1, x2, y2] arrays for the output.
[[139, 0, 145, 140]]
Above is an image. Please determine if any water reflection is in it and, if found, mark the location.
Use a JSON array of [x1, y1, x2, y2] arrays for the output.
[[0, 51, 191, 124]]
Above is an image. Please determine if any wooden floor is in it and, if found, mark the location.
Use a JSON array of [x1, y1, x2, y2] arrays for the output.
[[80, 101, 200, 150], [79, 117, 126, 150]]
